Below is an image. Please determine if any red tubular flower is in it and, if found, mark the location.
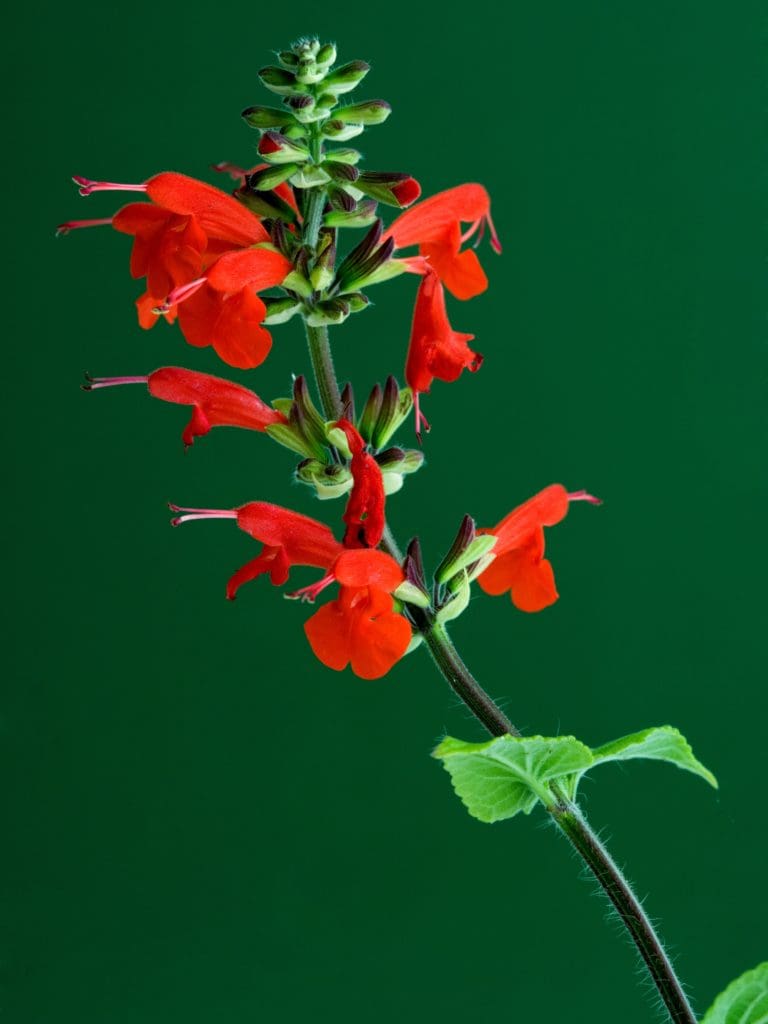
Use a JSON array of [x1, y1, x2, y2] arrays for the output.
[[170, 439, 412, 679], [65, 173, 291, 369], [163, 247, 293, 369], [334, 418, 385, 548], [405, 267, 482, 437], [477, 485, 601, 612], [85, 367, 287, 447], [384, 183, 501, 300]]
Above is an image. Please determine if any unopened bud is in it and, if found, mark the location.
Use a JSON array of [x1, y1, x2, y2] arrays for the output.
[[235, 183, 298, 225], [323, 60, 370, 95], [281, 268, 313, 299], [324, 162, 360, 187], [340, 382, 356, 422], [309, 229, 337, 291], [434, 516, 498, 586], [265, 422, 318, 459], [258, 66, 303, 96], [322, 120, 365, 142], [356, 171, 421, 208], [305, 298, 351, 327], [289, 165, 332, 188], [242, 105, 299, 130], [278, 50, 300, 68], [296, 460, 353, 500], [393, 580, 431, 609], [358, 383, 382, 443], [324, 148, 362, 166], [316, 43, 337, 67], [248, 163, 299, 191], [372, 377, 412, 449], [258, 131, 310, 165], [333, 100, 392, 125], [292, 375, 328, 452], [324, 200, 379, 229], [262, 296, 302, 325], [436, 572, 471, 625]]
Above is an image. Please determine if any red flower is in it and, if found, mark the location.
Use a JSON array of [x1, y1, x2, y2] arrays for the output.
[[84, 366, 287, 447], [170, 426, 412, 678], [477, 485, 601, 612], [384, 183, 500, 300], [64, 173, 291, 369], [405, 267, 482, 437]]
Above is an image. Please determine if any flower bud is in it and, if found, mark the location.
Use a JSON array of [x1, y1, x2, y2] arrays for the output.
[[358, 383, 382, 444], [401, 537, 431, 607], [289, 165, 332, 188], [315, 42, 337, 68], [258, 131, 310, 165], [340, 382, 356, 422], [324, 161, 360, 186], [309, 229, 337, 291], [322, 60, 370, 95], [436, 572, 471, 625], [324, 200, 379, 229], [262, 296, 302, 325], [235, 183, 298, 224], [372, 376, 412, 449], [324, 148, 362, 166], [333, 220, 395, 293], [356, 171, 421, 208], [241, 105, 299, 130], [333, 100, 392, 125], [305, 298, 351, 327], [281, 268, 313, 299], [296, 460, 354, 500], [434, 516, 498, 586], [264, 422, 319, 459], [290, 375, 329, 456], [322, 120, 365, 142], [258, 66, 303, 96], [278, 50, 300, 68], [248, 163, 299, 191], [393, 580, 431, 608]]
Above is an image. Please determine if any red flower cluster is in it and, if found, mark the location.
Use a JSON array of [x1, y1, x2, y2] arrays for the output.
[[63, 173, 292, 368], [170, 420, 412, 679]]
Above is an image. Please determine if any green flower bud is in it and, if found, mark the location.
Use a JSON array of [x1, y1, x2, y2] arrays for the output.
[[291, 375, 328, 454], [356, 171, 421, 208], [278, 50, 300, 68], [324, 423, 352, 457], [436, 572, 472, 625], [324, 201, 379, 229], [289, 165, 332, 188], [393, 580, 431, 609], [344, 292, 370, 313], [322, 60, 370, 95], [309, 230, 337, 291], [305, 298, 351, 327], [296, 461, 354, 500], [262, 297, 302, 325], [265, 422, 318, 459], [258, 66, 304, 96], [372, 377, 412, 449], [333, 100, 391, 125], [248, 163, 299, 191], [242, 105, 299, 130], [258, 131, 311, 165], [434, 516, 498, 585], [322, 120, 365, 142], [323, 148, 362, 165], [316, 43, 337, 67], [358, 383, 382, 444], [235, 183, 298, 225], [281, 268, 313, 299]]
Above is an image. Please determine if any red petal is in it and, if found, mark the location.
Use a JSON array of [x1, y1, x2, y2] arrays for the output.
[[236, 503, 342, 570], [385, 184, 492, 249], [422, 233, 488, 300], [226, 545, 291, 599], [205, 247, 292, 293], [405, 270, 480, 394], [478, 547, 559, 612], [146, 172, 269, 247], [177, 285, 273, 369], [333, 549, 404, 591], [489, 485, 570, 553]]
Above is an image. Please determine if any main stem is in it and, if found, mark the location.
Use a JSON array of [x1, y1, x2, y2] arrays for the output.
[[299, 194, 696, 1024]]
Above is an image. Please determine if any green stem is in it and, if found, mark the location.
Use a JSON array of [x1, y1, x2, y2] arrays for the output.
[[300, 281, 697, 1024]]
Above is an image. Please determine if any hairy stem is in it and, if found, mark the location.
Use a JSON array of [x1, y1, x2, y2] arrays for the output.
[[300, 287, 697, 1024]]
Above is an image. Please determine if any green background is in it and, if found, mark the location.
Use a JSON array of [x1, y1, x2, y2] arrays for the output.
[[5, 3, 766, 1021]]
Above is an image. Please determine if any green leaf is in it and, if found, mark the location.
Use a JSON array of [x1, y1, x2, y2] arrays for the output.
[[702, 963, 768, 1024], [434, 725, 717, 824], [433, 735, 593, 823], [590, 726, 718, 790]]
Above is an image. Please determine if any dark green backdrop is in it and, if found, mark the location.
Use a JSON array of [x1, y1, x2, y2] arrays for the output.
[[5, 3, 765, 1021]]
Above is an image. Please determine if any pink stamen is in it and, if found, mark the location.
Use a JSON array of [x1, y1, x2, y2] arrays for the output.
[[153, 277, 206, 314], [460, 219, 482, 245], [413, 393, 431, 445], [82, 373, 148, 391], [168, 503, 237, 527], [486, 212, 502, 254], [286, 572, 335, 603], [211, 161, 249, 181], [73, 176, 147, 197], [56, 218, 113, 236], [567, 490, 602, 505]]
